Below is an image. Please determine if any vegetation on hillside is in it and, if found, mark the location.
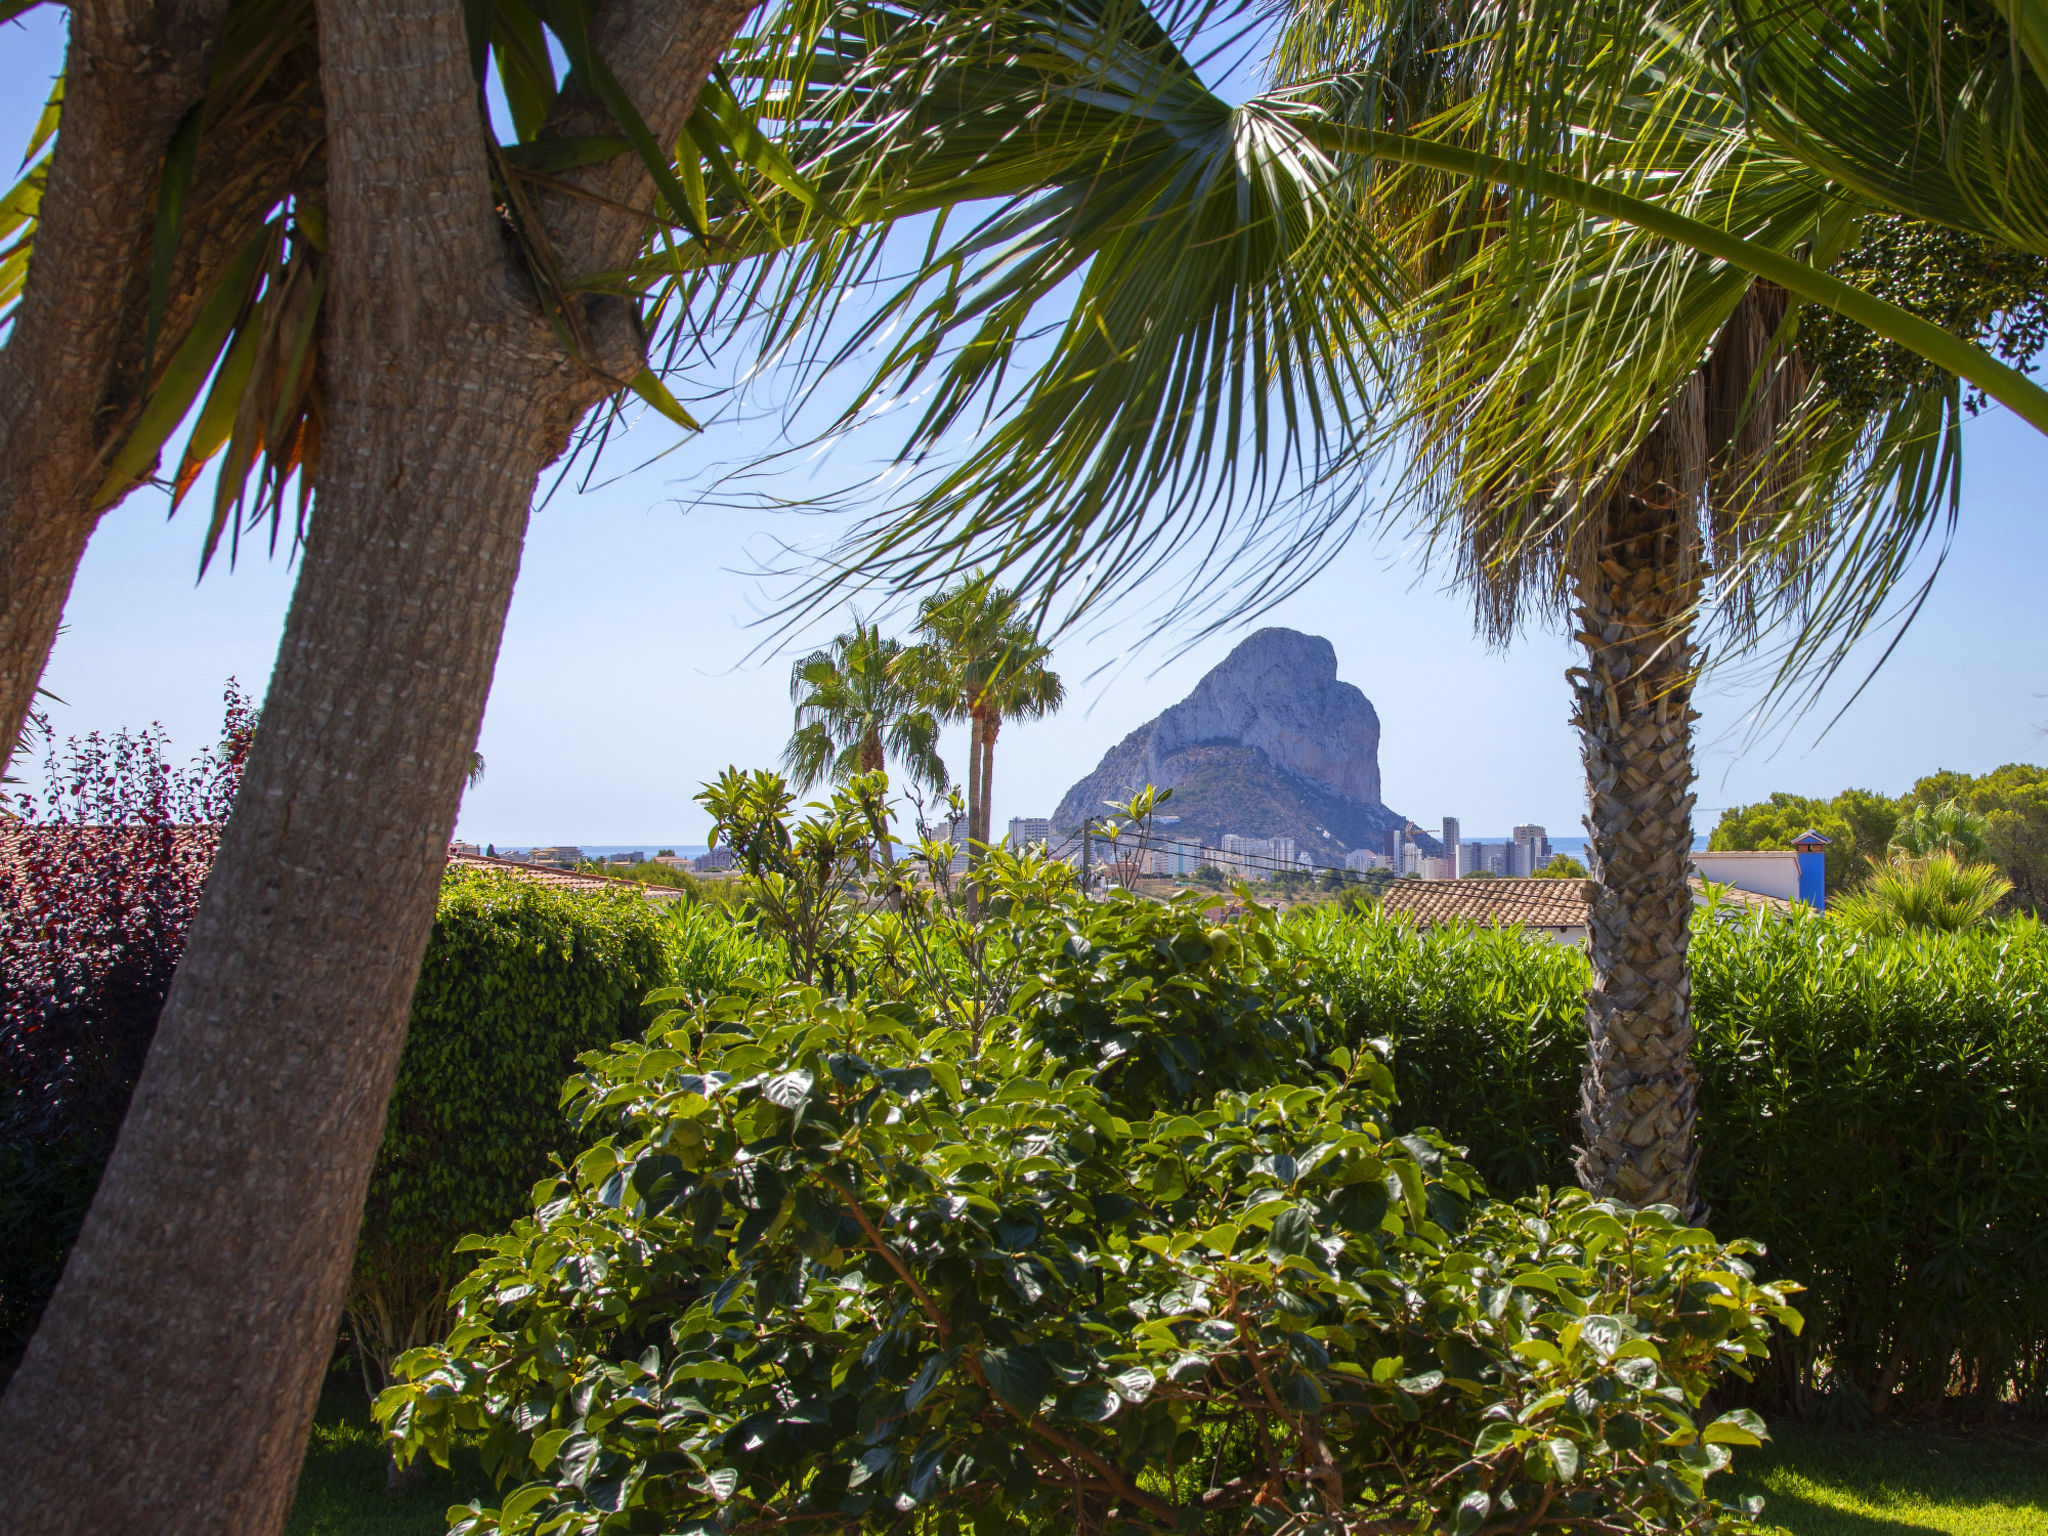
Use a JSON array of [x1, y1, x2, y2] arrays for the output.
[[1711, 767, 2048, 909]]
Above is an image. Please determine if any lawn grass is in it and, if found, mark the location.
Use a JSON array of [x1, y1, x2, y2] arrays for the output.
[[286, 1383, 2048, 1536], [286, 1379, 488, 1536], [1726, 1420, 2048, 1536]]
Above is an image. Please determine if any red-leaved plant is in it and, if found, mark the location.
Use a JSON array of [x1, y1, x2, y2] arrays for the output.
[[0, 684, 254, 1352]]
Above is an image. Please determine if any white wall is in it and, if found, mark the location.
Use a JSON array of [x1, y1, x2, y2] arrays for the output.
[[1690, 849, 1800, 901]]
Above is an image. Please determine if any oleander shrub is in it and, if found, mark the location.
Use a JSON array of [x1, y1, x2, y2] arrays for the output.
[[1690, 909, 2048, 1415], [1286, 908, 1588, 1193], [0, 686, 253, 1355], [348, 874, 781, 1390], [378, 961, 1795, 1536]]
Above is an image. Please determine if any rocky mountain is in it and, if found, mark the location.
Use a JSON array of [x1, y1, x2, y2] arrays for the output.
[[1053, 629, 1422, 860]]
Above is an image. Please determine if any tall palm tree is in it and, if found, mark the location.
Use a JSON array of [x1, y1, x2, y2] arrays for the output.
[[1255, 0, 1946, 1212], [904, 578, 1065, 864], [783, 619, 948, 863]]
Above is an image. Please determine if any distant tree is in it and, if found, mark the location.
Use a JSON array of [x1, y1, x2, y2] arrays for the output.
[[1460, 869, 1500, 880], [1889, 800, 1992, 864], [1535, 853, 1588, 879], [1709, 792, 1885, 892], [903, 579, 1064, 866], [784, 620, 948, 867]]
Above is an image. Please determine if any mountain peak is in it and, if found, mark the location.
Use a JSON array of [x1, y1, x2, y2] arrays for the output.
[[1052, 629, 1406, 854]]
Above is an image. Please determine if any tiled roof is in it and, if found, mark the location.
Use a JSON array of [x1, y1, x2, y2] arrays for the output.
[[447, 852, 687, 903], [1374, 877, 1590, 932], [0, 822, 219, 878], [1689, 875, 1796, 918]]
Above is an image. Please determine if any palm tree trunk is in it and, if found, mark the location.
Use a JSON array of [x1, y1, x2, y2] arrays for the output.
[[0, 0, 235, 775], [859, 727, 896, 868], [978, 712, 1000, 852], [1571, 382, 1707, 1216], [964, 707, 985, 861], [0, 0, 747, 1525]]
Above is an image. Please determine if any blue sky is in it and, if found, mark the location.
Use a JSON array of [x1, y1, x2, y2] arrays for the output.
[[8, 6, 2044, 846]]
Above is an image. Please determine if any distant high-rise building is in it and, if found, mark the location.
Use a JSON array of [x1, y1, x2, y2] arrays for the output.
[[1455, 840, 1482, 877], [1512, 822, 1550, 872], [1421, 855, 1452, 880], [1344, 847, 1390, 873], [1007, 816, 1051, 848], [1385, 826, 1405, 861], [1441, 817, 1460, 856]]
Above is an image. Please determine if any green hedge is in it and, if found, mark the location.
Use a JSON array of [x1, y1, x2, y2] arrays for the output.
[[1288, 908, 1588, 1194], [346, 874, 778, 1386], [1690, 911, 2048, 1416], [1287, 905, 2048, 1416]]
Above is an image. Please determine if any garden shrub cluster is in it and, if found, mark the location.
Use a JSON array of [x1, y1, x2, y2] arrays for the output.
[[1689, 911, 2048, 1416], [378, 789, 1795, 1536], [0, 687, 253, 1355], [349, 875, 781, 1388], [1287, 903, 2048, 1417]]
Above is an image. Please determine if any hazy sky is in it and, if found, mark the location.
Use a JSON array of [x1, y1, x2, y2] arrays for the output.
[[9, 8, 2044, 846]]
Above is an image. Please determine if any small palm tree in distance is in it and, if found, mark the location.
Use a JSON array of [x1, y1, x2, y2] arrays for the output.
[[784, 618, 948, 865], [1889, 800, 1993, 865], [902, 577, 1065, 867]]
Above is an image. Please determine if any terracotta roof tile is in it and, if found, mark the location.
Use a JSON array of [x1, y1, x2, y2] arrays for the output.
[[1688, 875, 1797, 918], [1373, 877, 1590, 932], [446, 852, 686, 902]]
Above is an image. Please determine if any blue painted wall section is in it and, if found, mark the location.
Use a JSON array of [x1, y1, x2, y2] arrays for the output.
[[1791, 828, 1833, 910]]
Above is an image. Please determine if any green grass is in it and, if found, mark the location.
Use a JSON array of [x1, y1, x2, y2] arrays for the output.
[[1727, 1420, 2048, 1536], [286, 1384, 2048, 1536], [286, 1380, 488, 1536]]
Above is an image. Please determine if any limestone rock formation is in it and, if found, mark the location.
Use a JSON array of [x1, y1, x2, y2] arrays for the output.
[[1053, 629, 1414, 858]]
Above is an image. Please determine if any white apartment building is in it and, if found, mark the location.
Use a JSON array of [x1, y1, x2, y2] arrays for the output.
[[1007, 816, 1051, 849], [1345, 847, 1391, 872], [1219, 833, 1298, 880], [1143, 838, 1206, 877]]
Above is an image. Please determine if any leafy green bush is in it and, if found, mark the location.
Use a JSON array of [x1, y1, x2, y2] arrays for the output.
[[1690, 909, 2048, 1415], [1009, 893, 1338, 1116], [1288, 908, 1589, 1193], [347, 874, 778, 1388], [1289, 904, 2048, 1416], [378, 972, 1793, 1536], [1827, 852, 2011, 935]]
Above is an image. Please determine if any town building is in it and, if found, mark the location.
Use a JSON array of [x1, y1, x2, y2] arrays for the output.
[[531, 845, 583, 868], [1144, 838, 1206, 877], [1512, 823, 1551, 870], [1007, 816, 1052, 848], [1344, 847, 1391, 872]]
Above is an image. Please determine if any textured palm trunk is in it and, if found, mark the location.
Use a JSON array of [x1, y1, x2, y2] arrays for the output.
[[0, 0, 236, 770], [1571, 382, 1707, 1216], [978, 712, 1001, 851], [0, 0, 746, 1526], [858, 727, 896, 867], [964, 706, 987, 857]]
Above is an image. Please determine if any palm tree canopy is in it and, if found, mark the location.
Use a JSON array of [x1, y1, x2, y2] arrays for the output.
[[903, 578, 1065, 729], [783, 620, 948, 793], [1889, 800, 1993, 864]]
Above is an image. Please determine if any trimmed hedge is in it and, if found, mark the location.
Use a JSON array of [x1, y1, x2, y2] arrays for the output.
[[347, 875, 779, 1387], [1287, 908, 1588, 1194], [1287, 905, 2048, 1416], [1691, 911, 2048, 1416]]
